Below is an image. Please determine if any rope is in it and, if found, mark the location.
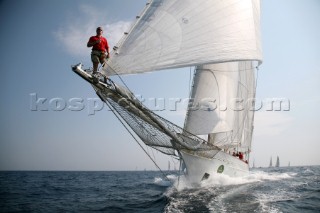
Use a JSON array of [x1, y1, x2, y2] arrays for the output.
[[177, 158, 182, 188], [97, 64, 204, 187], [98, 62, 106, 71], [255, 65, 260, 91], [188, 66, 192, 97], [105, 64, 131, 92], [102, 95, 172, 183], [97, 59, 131, 91]]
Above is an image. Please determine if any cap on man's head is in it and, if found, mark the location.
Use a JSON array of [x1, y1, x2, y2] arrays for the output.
[[96, 27, 103, 31]]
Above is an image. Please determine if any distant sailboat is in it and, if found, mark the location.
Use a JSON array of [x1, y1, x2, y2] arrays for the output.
[[168, 161, 171, 171], [288, 161, 290, 167], [252, 160, 255, 168], [269, 157, 273, 167], [275, 156, 280, 167]]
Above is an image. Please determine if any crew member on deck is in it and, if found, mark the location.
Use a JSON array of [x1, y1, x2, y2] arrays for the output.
[[239, 152, 244, 160], [87, 27, 110, 74]]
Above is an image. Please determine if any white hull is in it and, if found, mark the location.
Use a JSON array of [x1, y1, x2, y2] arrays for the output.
[[180, 151, 249, 183]]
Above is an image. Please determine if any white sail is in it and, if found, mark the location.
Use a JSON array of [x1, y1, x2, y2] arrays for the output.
[[269, 157, 272, 167], [184, 61, 256, 151], [184, 62, 239, 135], [103, 0, 262, 76]]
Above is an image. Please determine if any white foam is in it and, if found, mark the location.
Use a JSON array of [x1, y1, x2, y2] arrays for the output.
[[247, 170, 294, 181], [154, 174, 179, 187], [165, 170, 295, 191], [154, 177, 171, 187], [255, 187, 299, 213], [164, 171, 297, 212], [166, 174, 178, 181], [302, 168, 313, 174]]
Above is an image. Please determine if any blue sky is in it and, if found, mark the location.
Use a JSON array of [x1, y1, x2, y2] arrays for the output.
[[0, 0, 319, 171]]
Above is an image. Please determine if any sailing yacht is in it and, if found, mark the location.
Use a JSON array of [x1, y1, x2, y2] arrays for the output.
[[72, 0, 263, 183], [269, 157, 273, 167], [275, 156, 280, 167]]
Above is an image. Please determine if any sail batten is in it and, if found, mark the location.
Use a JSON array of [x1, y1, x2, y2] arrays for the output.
[[103, 0, 262, 76]]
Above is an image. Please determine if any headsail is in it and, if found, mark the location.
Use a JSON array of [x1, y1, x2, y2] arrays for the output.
[[184, 61, 257, 152], [103, 0, 262, 76]]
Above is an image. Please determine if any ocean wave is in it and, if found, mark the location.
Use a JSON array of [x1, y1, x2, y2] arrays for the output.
[[153, 174, 178, 187], [160, 172, 287, 192]]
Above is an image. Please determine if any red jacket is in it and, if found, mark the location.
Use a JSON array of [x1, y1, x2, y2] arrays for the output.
[[88, 36, 109, 52], [239, 153, 244, 160]]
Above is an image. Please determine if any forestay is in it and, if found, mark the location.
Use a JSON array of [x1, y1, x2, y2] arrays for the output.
[[102, 0, 262, 76]]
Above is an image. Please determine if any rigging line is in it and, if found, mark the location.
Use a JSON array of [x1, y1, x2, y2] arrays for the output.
[[184, 66, 195, 130], [97, 61, 125, 92], [103, 96, 172, 183], [177, 158, 182, 189], [119, 95, 178, 154], [100, 58, 131, 92], [98, 61, 106, 72], [127, 89, 211, 150], [150, 146, 157, 163], [231, 63, 256, 147], [188, 66, 192, 97], [112, 68, 133, 94], [106, 66, 211, 151], [255, 65, 260, 91]]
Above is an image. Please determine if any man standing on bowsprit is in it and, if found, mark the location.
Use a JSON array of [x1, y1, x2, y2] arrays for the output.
[[87, 27, 110, 75]]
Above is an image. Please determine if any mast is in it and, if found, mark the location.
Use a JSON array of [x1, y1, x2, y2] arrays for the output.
[[269, 157, 272, 167]]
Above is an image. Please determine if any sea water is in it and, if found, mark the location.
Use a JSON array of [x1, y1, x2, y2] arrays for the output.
[[1, 166, 319, 212]]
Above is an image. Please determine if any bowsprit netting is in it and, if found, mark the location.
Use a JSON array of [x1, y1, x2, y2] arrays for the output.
[[95, 83, 221, 158]]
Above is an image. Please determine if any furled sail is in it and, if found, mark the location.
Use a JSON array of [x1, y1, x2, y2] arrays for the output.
[[102, 0, 262, 76]]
